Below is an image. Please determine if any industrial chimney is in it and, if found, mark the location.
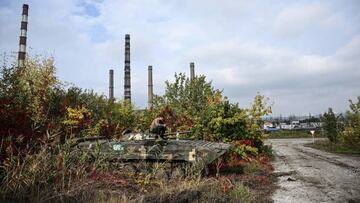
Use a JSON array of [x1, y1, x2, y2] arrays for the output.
[[148, 65, 153, 109], [18, 4, 29, 68], [124, 34, 131, 102], [109, 69, 114, 101], [190, 62, 195, 81]]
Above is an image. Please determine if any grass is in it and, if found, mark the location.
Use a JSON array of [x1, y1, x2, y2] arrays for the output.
[[305, 139, 360, 154], [266, 130, 323, 139], [72, 175, 257, 203], [0, 141, 277, 203]]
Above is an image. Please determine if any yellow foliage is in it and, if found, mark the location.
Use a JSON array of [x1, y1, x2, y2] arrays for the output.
[[62, 106, 91, 126]]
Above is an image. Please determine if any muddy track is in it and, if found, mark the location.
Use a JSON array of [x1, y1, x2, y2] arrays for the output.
[[267, 138, 360, 203], [294, 146, 360, 174]]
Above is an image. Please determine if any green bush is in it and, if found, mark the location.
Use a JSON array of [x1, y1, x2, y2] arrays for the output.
[[259, 144, 273, 158], [0, 55, 123, 160], [319, 97, 359, 151], [0, 56, 58, 140], [110, 100, 140, 136], [321, 108, 343, 142], [153, 73, 272, 147], [229, 182, 254, 202], [234, 144, 258, 160], [342, 97, 360, 147]]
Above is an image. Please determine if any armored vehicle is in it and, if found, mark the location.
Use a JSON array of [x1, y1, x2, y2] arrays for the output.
[[73, 132, 231, 176]]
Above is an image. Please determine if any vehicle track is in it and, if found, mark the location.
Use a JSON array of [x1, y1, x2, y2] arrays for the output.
[[295, 146, 360, 174], [267, 138, 360, 203]]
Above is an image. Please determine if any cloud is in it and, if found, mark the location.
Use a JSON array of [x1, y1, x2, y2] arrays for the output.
[[0, 0, 359, 115], [273, 2, 338, 36], [186, 35, 360, 114]]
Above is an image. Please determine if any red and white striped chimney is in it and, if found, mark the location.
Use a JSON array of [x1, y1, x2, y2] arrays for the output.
[[18, 4, 29, 68]]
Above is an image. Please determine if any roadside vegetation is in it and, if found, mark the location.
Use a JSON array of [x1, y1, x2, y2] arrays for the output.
[[266, 130, 322, 139], [0, 55, 276, 202], [307, 100, 360, 154], [306, 140, 360, 154]]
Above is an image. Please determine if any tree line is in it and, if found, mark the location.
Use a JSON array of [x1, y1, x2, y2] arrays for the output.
[[0, 55, 272, 161], [322, 98, 360, 149]]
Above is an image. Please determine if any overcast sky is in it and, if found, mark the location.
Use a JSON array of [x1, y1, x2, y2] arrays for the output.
[[1, 0, 359, 116]]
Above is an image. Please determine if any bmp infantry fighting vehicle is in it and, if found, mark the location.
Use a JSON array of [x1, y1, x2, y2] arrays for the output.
[[73, 132, 231, 176]]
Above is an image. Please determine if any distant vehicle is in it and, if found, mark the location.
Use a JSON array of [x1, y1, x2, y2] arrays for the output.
[[264, 127, 280, 132]]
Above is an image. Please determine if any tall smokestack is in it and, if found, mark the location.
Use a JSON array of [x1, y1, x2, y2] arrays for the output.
[[18, 4, 29, 68], [190, 62, 195, 80], [109, 69, 114, 101], [124, 34, 131, 102], [148, 65, 153, 109]]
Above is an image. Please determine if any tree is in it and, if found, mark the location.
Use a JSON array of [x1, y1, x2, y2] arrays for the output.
[[110, 100, 139, 136], [0, 55, 114, 150], [162, 73, 220, 116], [0, 55, 61, 158], [342, 97, 360, 147], [247, 94, 272, 146], [321, 108, 342, 142], [153, 73, 272, 147], [153, 73, 221, 132], [202, 98, 249, 142]]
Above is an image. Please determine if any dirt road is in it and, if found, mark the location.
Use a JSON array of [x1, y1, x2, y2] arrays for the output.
[[267, 138, 360, 203]]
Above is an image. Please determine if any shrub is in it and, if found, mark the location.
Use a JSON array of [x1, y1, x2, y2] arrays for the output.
[[233, 143, 258, 160], [321, 108, 343, 142], [0, 56, 61, 157], [259, 144, 273, 158], [154, 73, 272, 146], [228, 182, 254, 202], [62, 106, 93, 137], [110, 100, 139, 136], [342, 97, 360, 147], [0, 55, 116, 156]]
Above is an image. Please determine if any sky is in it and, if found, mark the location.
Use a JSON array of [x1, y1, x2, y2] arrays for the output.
[[0, 0, 359, 116]]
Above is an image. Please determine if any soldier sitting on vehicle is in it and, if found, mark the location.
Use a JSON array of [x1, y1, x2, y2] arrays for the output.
[[149, 117, 166, 139]]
